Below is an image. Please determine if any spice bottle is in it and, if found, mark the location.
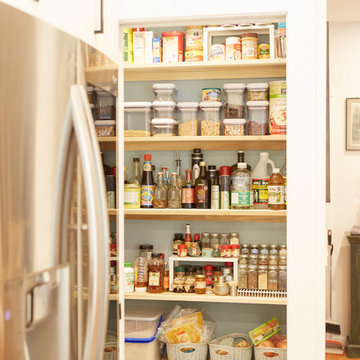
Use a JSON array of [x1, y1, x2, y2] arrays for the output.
[[231, 163, 253, 209], [238, 265, 248, 289], [134, 247, 148, 292], [140, 154, 154, 208], [230, 232, 240, 245], [191, 148, 203, 184], [249, 254, 258, 266], [230, 244, 240, 257], [259, 244, 269, 255], [268, 265, 278, 290], [279, 245, 287, 257], [154, 172, 168, 208], [173, 233, 184, 255], [279, 266, 287, 291], [168, 172, 182, 208], [219, 233, 230, 246], [211, 185, 220, 209], [250, 244, 259, 255], [129, 157, 142, 184], [268, 168, 285, 210], [239, 254, 249, 265], [182, 169, 195, 208], [195, 161, 210, 208], [185, 224, 192, 251], [189, 241, 201, 257], [200, 232, 210, 248], [258, 265, 268, 290], [269, 245, 279, 256], [148, 253, 164, 293], [220, 166, 231, 209], [221, 245, 231, 258], [248, 265, 258, 289], [241, 244, 250, 255]]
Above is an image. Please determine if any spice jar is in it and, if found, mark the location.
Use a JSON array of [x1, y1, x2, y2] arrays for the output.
[[248, 265, 258, 289], [279, 245, 287, 257], [178, 244, 187, 257], [268, 266, 278, 290], [185, 266, 196, 280], [173, 233, 184, 255], [195, 274, 206, 294], [269, 255, 279, 266], [249, 254, 258, 266], [189, 242, 201, 257], [229, 232, 240, 245], [241, 244, 250, 255], [148, 253, 164, 293], [221, 267, 233, 283], [230, 244, 240, 257], [178, 102, 199, 136], [223, 83, 246, 118], [212, 244, 221, 257], [258, 255, 269, 266], [221, 245, 231, 258], [238, 265, 248, 289], [247, 101, 269, 135], [214, 266, 221, 282], [278, 266, 287, 291], [201, 232, 210, 248], [175, 266, 185, 279], [204, 265, 214, 293], [214, 276, 230, 296], [269, 245, 279, 256], [259, 244, 269, 255], [279, 255, 287, 266], [219, 233, 230, 246], [239, 254, 249, 265], [258, 265, 268, 290], [241, 33, 258, 60], [200, 101, 222, 136], [250, 244, 259, 255]]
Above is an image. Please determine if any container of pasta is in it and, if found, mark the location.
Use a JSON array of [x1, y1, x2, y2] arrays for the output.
[[269, 81, 287, 135], [124, 102, 152, 137]]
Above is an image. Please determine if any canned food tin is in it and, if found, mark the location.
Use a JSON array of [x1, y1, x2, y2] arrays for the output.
[[209, 44, 225, 61], [152, 37, 162, 63], [202, 88, 221, 102], [258, 44, 270, 59], [225, 36, 241, 61], [124, 184, 140, 209], [185, 49, 203, 62]]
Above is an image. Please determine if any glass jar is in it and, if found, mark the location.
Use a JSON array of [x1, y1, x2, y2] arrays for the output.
[[229, 232, 240, 245], [278, 266, 287, 291], [279, 255, 287, 266], [250, 244, 259, 255], [201, 232, 211, 248], [247, 83, 269, 101], [231, 163, 253, 209], [178, 102, 199, 136], [230, 244, 240, 257], [214, 266, 221, 282], [148, 253, 164, 293], [258, 255, 269, 266], [238, 265, 248, 289], [178, 244, 187, 257], [221, 245, 231, 258], [195, 266, 204, 275], [241, 244, 250, 255], [239, 254, 248, 265], [173, 233, 184, 255], [269, 255, 279, 266], [259, 244, 269, 256], [248, 265, 258, 289], [151, 119, 178, 137], [212, 244, 221, 257], [175, 266, 185, 279], [247, 101, 269, 135], [241, 33, 258, 60], [185, 266, 196, 280], [223, 83, 246, 118], [258, 265, 268, 290], [195, 274, 206, 294], [200, 101, 222, 136], [249, 254, 258, 266], [124, 101, 152, 137], [279, 245, 287, 257], [269, 245, 278, 256], [268, 265, 278, 290], [188, 242, 201, 257], [152, 83, 176, 101], [223, 118, 246, 136], [214, 276, 230, 296], [219, 233, 230, 246], [221, 267, 233, 282], [210, 233, 220, 252]]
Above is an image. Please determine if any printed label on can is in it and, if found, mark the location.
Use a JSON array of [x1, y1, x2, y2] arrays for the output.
[[124, 187, 140, 208], [231, 190, 251, 206], [182, 188, 195, 204], [252, 178, 268, 205], [268, 185, 285, 205], [209, 44, 225, 61], [140, 185, 154, 206], [148, 272, 160, 286], [195, 184, 209, 204], [258, 44, 270, 59]]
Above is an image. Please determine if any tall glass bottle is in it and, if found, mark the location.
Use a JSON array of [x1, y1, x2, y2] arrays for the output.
[[195, 161, 210, 208], [182, 169, 195, 208], [140, 154, 154, 208], [154, 172, 168, 208], [231, 151, 251, 173], [129, 157, 142, 184], [231, 162, 253, 209], [161, 166, 170, 188], [191, 148, 203, 184], [175, 159, 184, 188], [207, 165, 218, 206], [220, 166, 231, 209], [168, 172, 182, 208]]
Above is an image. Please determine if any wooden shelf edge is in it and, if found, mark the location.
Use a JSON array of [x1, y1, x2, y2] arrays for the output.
[[98, 137, 116, 151]]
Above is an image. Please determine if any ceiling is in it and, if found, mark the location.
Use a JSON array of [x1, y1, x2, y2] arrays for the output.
[[328, 0, 360, 22]]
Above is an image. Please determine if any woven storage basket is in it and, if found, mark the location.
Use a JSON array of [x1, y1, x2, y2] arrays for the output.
[[254, 344, 287, 360], [209, 333, 252, 360], [166, 342, 208, 360], [104, 331, 118, 360]]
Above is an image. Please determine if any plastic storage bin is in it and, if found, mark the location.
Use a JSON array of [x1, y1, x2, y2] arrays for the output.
[[223, 83, 246, 118], [167, 342, 208, 360], [124, 102, 152, 137], [223, 119, 246, 136], [178, 102, 199, 136], [254, 344, 286, 360], [152, 83, 176, 101], [125, 307, 163, 360], [96, 90, 116, 120], [246, 101, 269, 135], [247, 83, 269, 101], [151, 119, 178, 136], [95, 120, 116, 137], [153, 101, 176, 119], [209, 333, 252, 360], [200, 101, 222, 136]]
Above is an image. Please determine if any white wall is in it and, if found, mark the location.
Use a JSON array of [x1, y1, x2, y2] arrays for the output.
[[328, 21, 360, 337]]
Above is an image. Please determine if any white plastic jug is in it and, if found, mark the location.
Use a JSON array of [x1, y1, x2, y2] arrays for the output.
[[252, 152, 275, 208]]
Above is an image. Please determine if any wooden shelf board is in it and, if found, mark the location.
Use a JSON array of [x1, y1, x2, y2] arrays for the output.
[[125, 209, 286, 222], [108, 209, 117, 221], [125, 135, 286, 151], [98, 136, 116, 151], [125, 292, 286, 305], [86, 66, 118, 84]]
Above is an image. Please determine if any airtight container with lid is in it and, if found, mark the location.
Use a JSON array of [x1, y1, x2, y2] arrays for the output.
[[95, 120, 116, 137], [247, 101, 269, 135], [152, 100, 176, 119], [177, 102, 199, 136], [247, 82, 269, 101], [223, 119, 246, 136], [124, 102, 152, 137], [152, 83, 176, 101], [200, 101, 222, 136], [151, 119, 178, 137], [223, 83, 246, 118]]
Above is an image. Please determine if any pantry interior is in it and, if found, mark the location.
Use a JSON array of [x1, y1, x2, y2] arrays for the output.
[[88, 3, 327, 359]]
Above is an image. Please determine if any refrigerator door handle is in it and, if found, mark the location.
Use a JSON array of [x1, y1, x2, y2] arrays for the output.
[[70, 84, 109, 360]]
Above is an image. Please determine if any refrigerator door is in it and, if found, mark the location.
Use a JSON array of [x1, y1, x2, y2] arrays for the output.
[[0, 4, 109, 360]]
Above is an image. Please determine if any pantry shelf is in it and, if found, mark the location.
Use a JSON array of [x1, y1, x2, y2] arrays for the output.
[[86, 65, 118, 84], [125, 209, 286, 222], [124, 292, 286, 305], [124, 59, 286, 81], [124, 135, 286, 151], [98, 136, 116, 151], [108, 209, 117, 221]]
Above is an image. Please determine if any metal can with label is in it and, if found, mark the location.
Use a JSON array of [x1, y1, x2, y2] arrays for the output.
[[258, 44, 270, 59], [209, 44, 225, 61], [124, 184, 140, 209], [152, 37, 162, 63]]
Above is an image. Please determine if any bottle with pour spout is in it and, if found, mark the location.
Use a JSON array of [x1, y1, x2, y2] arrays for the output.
[[252, 152, 275, 209]]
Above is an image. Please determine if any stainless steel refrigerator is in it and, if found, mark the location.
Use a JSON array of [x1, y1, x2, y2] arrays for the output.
[[0, 3, 110, 360]]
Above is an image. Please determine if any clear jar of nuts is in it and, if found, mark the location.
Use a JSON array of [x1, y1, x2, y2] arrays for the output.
[[200, 101, 222, 136], [124, 102, 152, 137], [177, 102, 199, 136], [223, 118, 246, 136]]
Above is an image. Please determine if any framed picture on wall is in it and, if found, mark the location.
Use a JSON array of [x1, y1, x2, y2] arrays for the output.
[[346, 98, 360, 150]]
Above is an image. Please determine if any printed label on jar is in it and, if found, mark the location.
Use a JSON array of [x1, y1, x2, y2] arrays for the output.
[[231, 190, 251, 205], [148, 271, 160, 286], [268, 185, 285, 205], [220, 191, 230, 209], [195, 281, 206, 289], [182, 188, 195, 204], [140, 185, 154, 206], [107, 191, 116, 209], [124, 189, 140, 207], [195, 184, 209, 204], [252, 178, 268, 205]]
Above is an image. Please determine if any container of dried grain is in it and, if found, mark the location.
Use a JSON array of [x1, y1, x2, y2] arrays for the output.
[[178, 102, 199, 136], [95, 120, 116, 137], [223, 83, 246, 118], [124, 102, 152, 137], [125, 307, 162, 360], [246, 101, 269, 135], [151, 119, 178, 137], [247, 83, 269, 101], [152, 83, 177, 101], [223, 119, 246, 136], [200, 101, 222, 136]]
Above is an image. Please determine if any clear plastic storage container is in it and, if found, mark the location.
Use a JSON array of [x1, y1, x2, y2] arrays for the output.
[[247, 101, 269, 135], [223, 83, 246, 118], [153, 101, 176, 119], [247, 83, 269, 101], [200, 101, 222, 136], [151, 119, 178, 136], [177, 102, 199, 136], [95, 120, 116, 137], [152, 83, 176, 101], [124, 102, 152, 137], [223, 119, 246, 136]]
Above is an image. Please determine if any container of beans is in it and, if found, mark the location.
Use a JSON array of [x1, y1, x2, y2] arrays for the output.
[[200, 101, 222, 136], [223, 119, 246, 136], [177, 102, 199, 136], [247, 101, 269, 135], [124, 102, 152, 137], [241, 33, 258, 60], [247, 83, 269, 101], [223, 83, 246, 118]]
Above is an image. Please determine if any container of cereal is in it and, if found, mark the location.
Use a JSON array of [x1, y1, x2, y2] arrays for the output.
[[247, 101, 269, 135], [124, 102, 152, 137], [152, 101, 176, 119], [223, 119, 246, 136], [162, 31, 184, 63], [200, 101, 222, 136], [269, 80, 287, 135], [247, 82, 269, 101], [202, 88, 221, 102], [225, 36, 241, 61], [95, 120, 116, 137], [151, 119, 178, 137], [177, 102, 199, 136], [209, 44, 226, 61], [152, 83, 176, 101], [241, 33, 258, 60], [223, 83, 246, 118]]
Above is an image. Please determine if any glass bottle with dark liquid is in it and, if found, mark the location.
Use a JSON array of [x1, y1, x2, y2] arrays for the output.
[[140, 154, 154, 208]]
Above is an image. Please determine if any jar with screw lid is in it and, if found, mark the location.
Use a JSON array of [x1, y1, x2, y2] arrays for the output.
[[269, 245, 278, 256], [173, 233, 184, 255], [259, 244, 269, 255], [239, 254, 249, 265], [258, 265, 268, 290], [175, 266, 185, 279], [200, 232, 210, 248], [279, 266, 287, 291], [221, 245, 231, 258], [230, 244, 240, 257], [249, 254, 258, 266], [269, 255, 278, 266], [221, 267, 233, 282], [250, 244, 259, 255], [268, 266, 278, 290], [195, 274, 206, 294], [185, 266, 195, 280], [279, 245, 287, 257], [241, 244, 250, 255], [229, 232, 240, 245], [258, 255, 269, 266], [178, 244, 187, 257], [248, 265, 258, 289], [238, 265, 248, 289], [219, 233, 230, 246], [279, 255, 287, 266]]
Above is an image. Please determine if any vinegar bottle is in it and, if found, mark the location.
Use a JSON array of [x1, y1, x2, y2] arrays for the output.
[[268, 168, 285, 210]]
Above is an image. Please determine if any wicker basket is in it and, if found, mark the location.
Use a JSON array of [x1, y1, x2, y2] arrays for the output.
[[166, 342, 208, 360], [254, 345, 287, 360], [209, 333, 252, 360], [104, 331, 118, 360]]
